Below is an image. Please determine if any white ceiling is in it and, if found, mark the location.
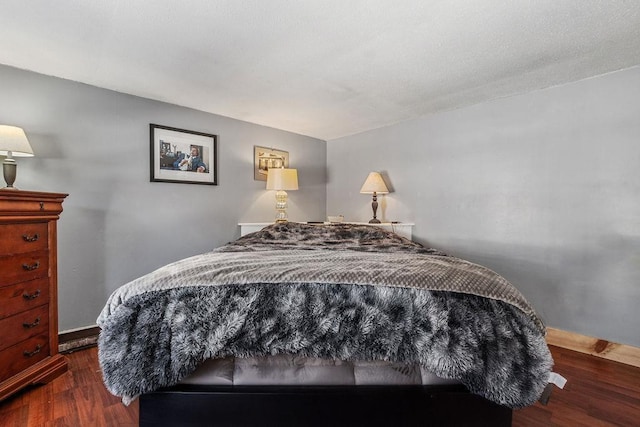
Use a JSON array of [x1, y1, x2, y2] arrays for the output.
[[1, 1, 640, 140]]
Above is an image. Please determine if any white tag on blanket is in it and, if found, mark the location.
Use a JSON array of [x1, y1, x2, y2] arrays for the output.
[[548, 372, 567, 389]]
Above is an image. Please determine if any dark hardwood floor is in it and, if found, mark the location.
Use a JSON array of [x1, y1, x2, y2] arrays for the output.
[[513, 346, 640, 427], [0, 347, 138, 426], [0, 345, 638, 426]]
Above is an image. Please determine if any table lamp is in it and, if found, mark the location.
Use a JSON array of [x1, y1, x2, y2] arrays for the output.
[[266, 168, 298, 222], [360, 172, 389, 223], [0, 125, 34, 189]]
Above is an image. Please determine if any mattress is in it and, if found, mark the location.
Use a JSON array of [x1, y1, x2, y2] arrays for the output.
[[180, 355, 460, 387]]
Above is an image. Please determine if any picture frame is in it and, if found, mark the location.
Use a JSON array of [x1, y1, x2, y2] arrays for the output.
[[254, 145, 289, 181], [150, 124, 217, 185]]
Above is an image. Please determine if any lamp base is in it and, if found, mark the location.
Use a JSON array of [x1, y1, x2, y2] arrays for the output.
[[2, 158, 18, 189], [274, 190, 289, 222], [368, 193, 381, 224]]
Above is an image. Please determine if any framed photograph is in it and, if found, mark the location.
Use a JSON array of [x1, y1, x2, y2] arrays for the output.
[[150, 124, 217, 185], [254, 146, 289, 181]]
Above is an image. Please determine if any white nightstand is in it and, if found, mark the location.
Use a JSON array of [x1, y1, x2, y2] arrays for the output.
[[238, 222, 414, 241], [238, 223, 273, 236]]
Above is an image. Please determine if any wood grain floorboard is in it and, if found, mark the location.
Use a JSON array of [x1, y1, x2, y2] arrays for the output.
[[0, 345, 638, 426]]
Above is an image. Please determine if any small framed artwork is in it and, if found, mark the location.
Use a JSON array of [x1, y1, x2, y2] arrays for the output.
[[150, 124, 217, 185], [254, 146, 289, 181]]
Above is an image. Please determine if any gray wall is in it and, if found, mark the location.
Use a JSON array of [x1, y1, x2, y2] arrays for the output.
[[0, 64, 326, 331], [327, 67, 640, 347]]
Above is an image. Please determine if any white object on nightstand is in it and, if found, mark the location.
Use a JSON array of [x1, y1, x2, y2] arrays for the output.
[[238, 222, 414, 241], [238, 223, 273, 236]]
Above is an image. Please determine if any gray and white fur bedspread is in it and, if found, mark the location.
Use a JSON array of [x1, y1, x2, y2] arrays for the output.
[[97, 222, 553, 407]]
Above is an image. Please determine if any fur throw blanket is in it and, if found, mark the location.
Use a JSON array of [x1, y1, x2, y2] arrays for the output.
[[97, 222, 552, 407]]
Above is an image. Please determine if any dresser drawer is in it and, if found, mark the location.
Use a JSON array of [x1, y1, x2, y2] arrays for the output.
[[0, 278, 49, 320], [0, 250, 49, 287], [0, 334, 49, 382], [0, 305, 49, 352], [0, 222, 48, 255]]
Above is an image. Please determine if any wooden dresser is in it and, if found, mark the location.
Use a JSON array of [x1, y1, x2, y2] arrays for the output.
[[0, 190, 68, 401]]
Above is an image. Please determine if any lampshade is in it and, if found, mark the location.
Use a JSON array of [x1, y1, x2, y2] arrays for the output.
[[0, 125, 34, 157], [359, 172, 388, 194], [266, 168, 299, 191]]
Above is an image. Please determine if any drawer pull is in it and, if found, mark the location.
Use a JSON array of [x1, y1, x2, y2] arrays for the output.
[[23, 344, 42, 358], [22, 233, 40, 242], [22, 261, 40, 271], [23, 289, 41, 300], [23, 317, 41, 329]]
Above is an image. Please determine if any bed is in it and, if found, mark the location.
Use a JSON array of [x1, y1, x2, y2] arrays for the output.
[[97, 222, 553, 426]]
